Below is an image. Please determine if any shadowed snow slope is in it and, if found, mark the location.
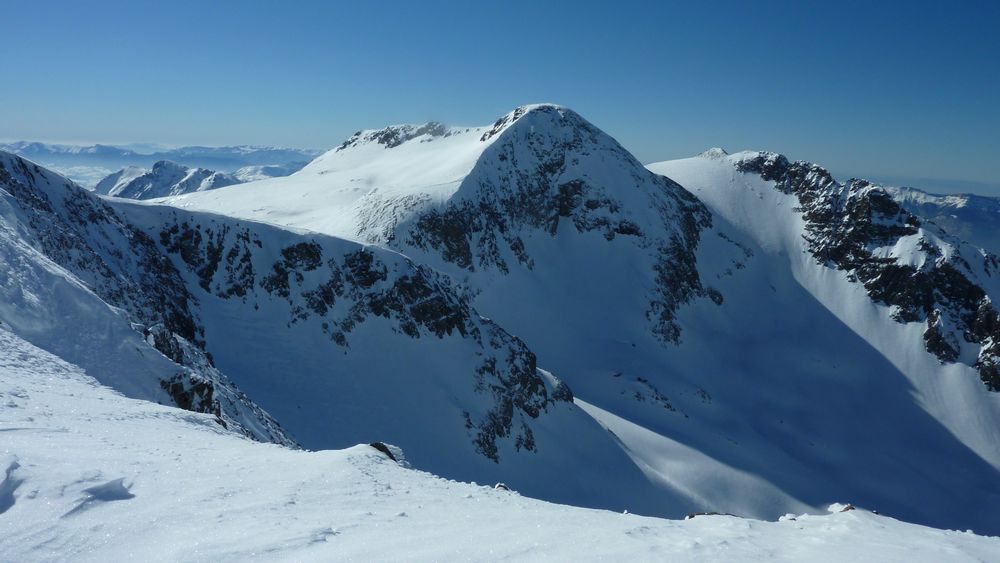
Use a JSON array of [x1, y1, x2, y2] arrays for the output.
[[2, 326, 998, 562], [646, 152, 1000, 532]]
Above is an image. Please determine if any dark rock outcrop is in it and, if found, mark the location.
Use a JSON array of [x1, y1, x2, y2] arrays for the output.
[[738, 152, 1000, 391]]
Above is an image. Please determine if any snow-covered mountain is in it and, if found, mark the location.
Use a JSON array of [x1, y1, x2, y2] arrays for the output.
[[6, 325, 997, 561], [95, 160, 308, 199], [0, 141, 321, 188], [95, 160, 240, 198], [160, 105, 1000, 534], [0, 149, 677, 517], [6, 104, 1000, 550], [92, 165, 147, 195]]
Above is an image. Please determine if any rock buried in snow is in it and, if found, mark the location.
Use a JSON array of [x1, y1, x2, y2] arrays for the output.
[[369, 442, 397, 461], [686, 511, 739, 520], [368, 442, 408, 467]]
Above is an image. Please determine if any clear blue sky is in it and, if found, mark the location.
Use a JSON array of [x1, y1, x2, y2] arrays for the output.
[[2, 0, 998, 191]]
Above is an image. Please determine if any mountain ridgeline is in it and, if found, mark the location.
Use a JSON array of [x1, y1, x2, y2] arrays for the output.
[[3, 104, 1000, 534], [734, 152, 1000, 391]]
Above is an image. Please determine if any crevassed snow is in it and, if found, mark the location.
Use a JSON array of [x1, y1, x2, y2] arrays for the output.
[[2, 326, 998, 562]]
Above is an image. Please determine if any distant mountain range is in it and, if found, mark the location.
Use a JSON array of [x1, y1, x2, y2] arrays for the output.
[[0, 141, 320, 187], [92, 160, 309, 199]]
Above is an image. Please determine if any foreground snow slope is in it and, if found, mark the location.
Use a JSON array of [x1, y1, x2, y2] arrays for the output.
[[2, 326, 998, 562]]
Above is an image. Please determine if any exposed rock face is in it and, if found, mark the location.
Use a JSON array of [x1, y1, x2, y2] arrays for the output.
[[399, 105, 716, 345], [153, 215, 573, 461], [0, 152, 295, 444], [0, 154, 201, 344], [737, 152, 1000, 391], [337, 122, 449, 151]]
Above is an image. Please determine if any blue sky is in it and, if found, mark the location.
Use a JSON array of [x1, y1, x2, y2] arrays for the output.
[[2, 0, 998, 192]]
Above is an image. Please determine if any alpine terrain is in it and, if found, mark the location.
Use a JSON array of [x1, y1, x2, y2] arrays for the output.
[[2, 105, 999, 559]]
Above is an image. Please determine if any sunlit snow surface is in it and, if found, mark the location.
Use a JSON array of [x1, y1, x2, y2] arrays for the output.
[[2, 327, 998, 562]]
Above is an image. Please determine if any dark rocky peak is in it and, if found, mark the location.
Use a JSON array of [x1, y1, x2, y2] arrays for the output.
[[336, 122, 449, 151]]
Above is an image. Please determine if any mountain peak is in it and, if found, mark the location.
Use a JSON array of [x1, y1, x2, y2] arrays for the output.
[[101, 160, 239, 199], [479, 104, 575, 142], [151, 159, 187, 173], [699, 147, 729, 159]]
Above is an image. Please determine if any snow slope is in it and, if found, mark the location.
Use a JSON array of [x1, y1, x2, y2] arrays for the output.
[[232, 161, 308, 183], [93, 165, 147, 195], [646, 151, 1000, 529], [154, 107, 1000, 534], [160, 118, 498, 240], [3, 326, 998, 562]]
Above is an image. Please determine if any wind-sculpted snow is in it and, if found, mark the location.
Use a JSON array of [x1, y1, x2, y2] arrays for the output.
[[735, 152, 1000, 391]]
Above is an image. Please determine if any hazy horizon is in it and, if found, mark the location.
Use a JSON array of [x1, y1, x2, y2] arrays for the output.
[[3, 0, 997, 193]]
